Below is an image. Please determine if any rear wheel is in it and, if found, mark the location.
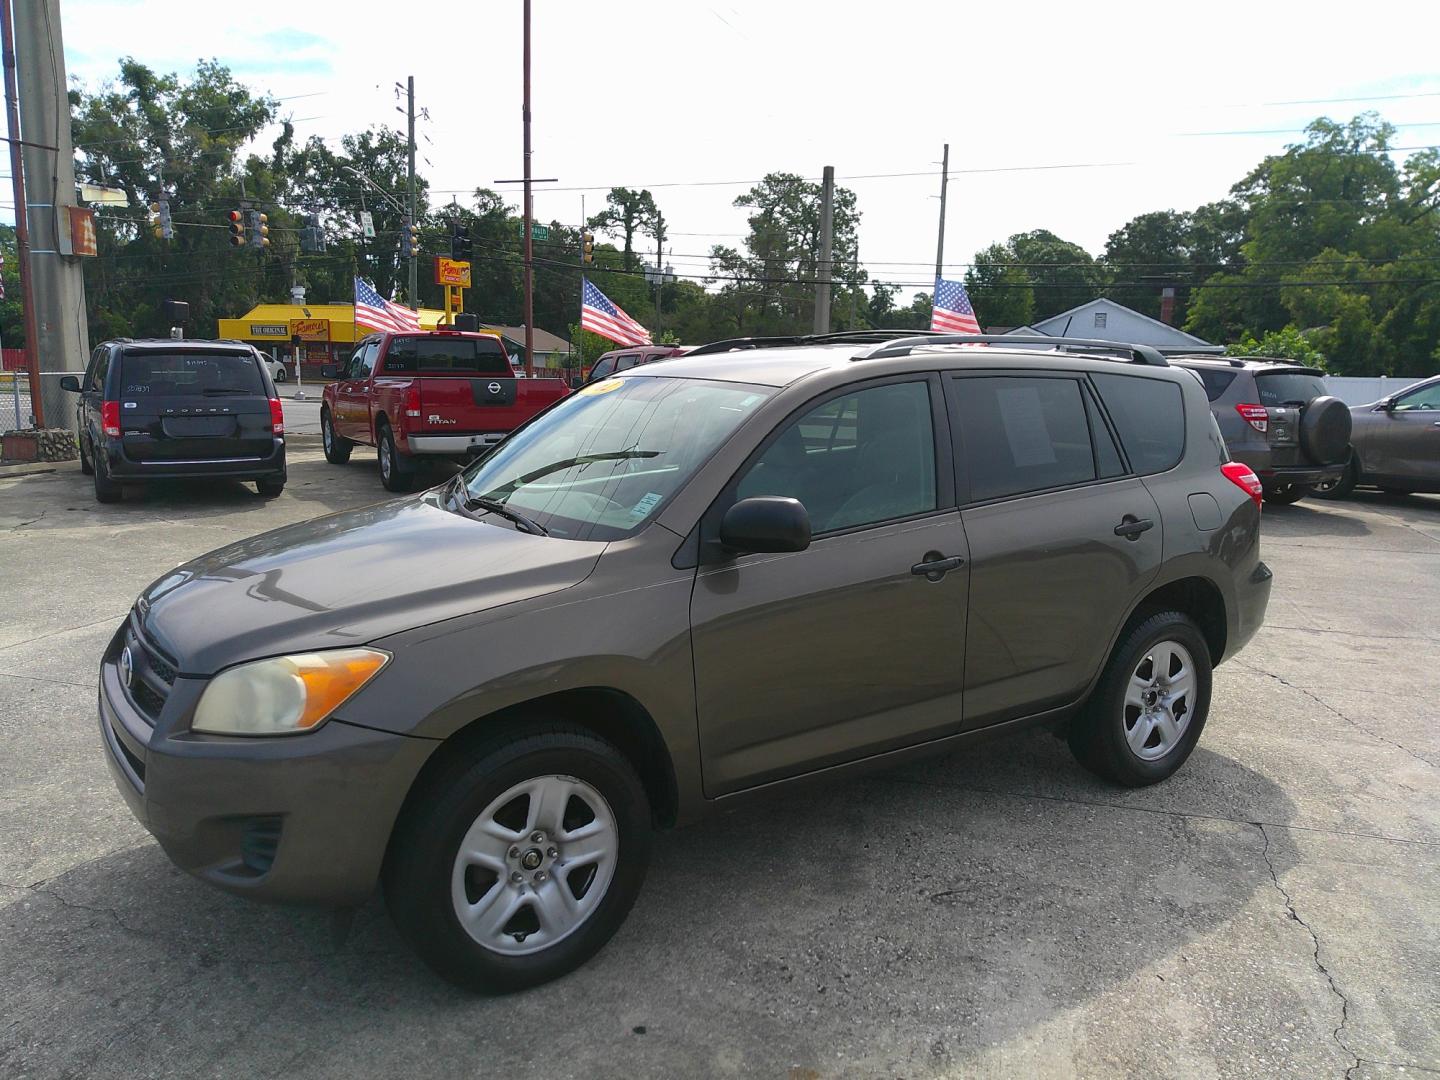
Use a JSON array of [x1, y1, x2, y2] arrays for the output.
[[320, 408, 352, 464], [377, 422, 415, 492], [92, 450, 122, 503], [383, 724, 651, 992], [1309, 457, 1357, 500], [1262, 483, 1309, 505], [1069, 611, 1212, 786], [256, 476, 285, 497], [273, 366, 288, 383]]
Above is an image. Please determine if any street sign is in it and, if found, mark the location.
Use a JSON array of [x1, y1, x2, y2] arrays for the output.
[[360, 211, 375, 239], [67, 207, 99, 257], [434, 257, 473, 287], [521, 222, 550, 241]]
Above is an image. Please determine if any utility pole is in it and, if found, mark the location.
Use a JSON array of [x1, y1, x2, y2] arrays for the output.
[[1, 0, 41, 425], [520, 0, 535, 377], [934, 142, 949, 286], [813, 164, 834, 334], [404, 76, 418, 309], [848, 242, 860, 329]]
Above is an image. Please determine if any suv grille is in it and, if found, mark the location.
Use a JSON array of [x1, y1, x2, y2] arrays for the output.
[[123, 616, 178, 725]]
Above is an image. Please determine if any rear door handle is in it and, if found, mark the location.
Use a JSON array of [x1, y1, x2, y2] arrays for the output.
[[1114, 516, 1155, 540], [911, 552, 965, 581]]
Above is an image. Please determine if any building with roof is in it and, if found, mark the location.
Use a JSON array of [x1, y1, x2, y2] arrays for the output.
[[1006, 298, 1223, 353]]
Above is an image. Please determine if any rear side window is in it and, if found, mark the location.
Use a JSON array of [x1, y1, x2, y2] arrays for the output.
[[384, 336, 509, 375], [1254, 370, 1326, 406], [119, 351, 264, 398], [615, 354, 642, 371], [1091, 373, 1185, 474], [1195, 368, 1237, 402], [952, 376, 1096, 501]]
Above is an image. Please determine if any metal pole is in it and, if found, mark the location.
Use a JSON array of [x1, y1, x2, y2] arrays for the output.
[[1, 0, 43, 426], [934, 143, 949, 285], [653, 226, 663, 339], [521, 0, 535, 378], [406, 76, 418, 309], [848, 241, 860, 330], [813, 165, 834, 335], [576, 194, 585, 377]]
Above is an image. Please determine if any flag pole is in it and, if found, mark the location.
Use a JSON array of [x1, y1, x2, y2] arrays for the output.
[[521, 0, 535, 378]]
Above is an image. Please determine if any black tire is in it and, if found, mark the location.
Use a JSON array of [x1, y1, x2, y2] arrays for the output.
[[256, 476, 286, 497], [1069, 611, 1213, 787], [273, 366, 287, 383], [1298, 395, 1352, 465], [1262, 483, 1309, 505], [320, 408, 352, 464], [92, 450, 122, 503], [1309, 457, 1357, 500], [377, 422, 415, 492], [384, 724, 652, 993], [78, 432, 94, 475]]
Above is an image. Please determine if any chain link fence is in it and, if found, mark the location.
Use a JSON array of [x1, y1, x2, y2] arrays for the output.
[[0, 371, 80, 433]]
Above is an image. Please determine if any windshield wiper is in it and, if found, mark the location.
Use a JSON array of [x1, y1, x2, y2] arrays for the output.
[[457, 494, 549, 536], [483, 449, 663, 503], [201, 387, 252, 395]]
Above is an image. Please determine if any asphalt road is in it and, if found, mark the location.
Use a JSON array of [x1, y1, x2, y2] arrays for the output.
[[1, 451, 1436, 1079]]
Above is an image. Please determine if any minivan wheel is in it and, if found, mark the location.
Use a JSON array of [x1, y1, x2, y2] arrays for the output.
[[78, 434, 94, 476], [377, 423, 414, 492], [384, 725, 651, 993], [1262, 483, 1308, 505], [1068, 611, 1212, 787], [92, 451, 122, 503], [256, 476, 285, 497], [320, 408, 352, 464]]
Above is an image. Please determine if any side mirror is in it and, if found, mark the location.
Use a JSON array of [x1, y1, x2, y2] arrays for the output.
[[59, 375, 81, 392], [320, 365, 340, 379], [1379, 398, 1396, 412], [568, 375, 584, 389], [719, 496, 811, 554]]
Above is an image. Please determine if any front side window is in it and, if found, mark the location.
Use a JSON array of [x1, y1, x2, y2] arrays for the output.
[[1393, 380, 1440, 411], [460, 377, 773, 541], [119, 351, 264, 397], [953, 376, 1096, 500], [590, 357, 616, 380], [736, 380, 937, 534]]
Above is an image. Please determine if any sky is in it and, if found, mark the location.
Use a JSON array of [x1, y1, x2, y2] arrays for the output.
[[32, 0, 1440, 299]]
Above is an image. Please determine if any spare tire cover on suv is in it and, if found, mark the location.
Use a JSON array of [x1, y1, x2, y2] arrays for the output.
[[1299, 396, 1352, 465]]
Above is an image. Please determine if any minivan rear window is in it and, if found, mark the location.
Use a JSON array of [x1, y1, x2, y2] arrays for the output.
[[120, 351, 264, 397], [384, 336, 510, 375], [1254, 370, 1326, 406], [1091, 373, 1185, 474]]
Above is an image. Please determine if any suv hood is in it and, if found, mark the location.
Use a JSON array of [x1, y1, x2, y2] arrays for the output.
[[136, 495, 605, 674]]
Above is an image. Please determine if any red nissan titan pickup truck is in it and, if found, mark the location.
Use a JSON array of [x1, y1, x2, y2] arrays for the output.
[[320, 330, 570, 491]]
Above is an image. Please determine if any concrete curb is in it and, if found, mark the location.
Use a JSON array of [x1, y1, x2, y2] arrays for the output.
[[0, 460, 72, 477], [286, 434, 323, 447]]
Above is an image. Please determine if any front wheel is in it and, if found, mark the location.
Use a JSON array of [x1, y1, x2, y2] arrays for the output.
[[1069, 611, 1212, 786], [1262, 483, 1308, 505], [384, 725, 652, 992]]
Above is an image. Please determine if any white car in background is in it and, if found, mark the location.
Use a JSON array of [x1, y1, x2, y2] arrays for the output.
[[259, 353, 289, 383]]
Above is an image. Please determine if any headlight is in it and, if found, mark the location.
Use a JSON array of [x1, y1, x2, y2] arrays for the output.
[[192, 648, 390, 736]]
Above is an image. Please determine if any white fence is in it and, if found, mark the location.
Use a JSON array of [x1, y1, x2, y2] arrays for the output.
[[1324, 375, 1430, 405]]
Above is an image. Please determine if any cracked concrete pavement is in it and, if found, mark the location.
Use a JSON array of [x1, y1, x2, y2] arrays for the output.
[[0, 453, 1436, 1078]]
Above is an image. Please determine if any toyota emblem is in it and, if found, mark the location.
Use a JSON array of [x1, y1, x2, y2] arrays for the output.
[[119, 646, 134, 689], [487, 382, 502, 395]]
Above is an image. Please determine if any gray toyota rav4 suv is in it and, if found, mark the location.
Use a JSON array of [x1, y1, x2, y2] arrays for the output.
[[98, 332, 1272, 991]]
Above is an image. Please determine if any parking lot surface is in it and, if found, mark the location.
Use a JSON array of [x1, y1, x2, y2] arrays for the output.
[[1, 450, 1436, 1079]]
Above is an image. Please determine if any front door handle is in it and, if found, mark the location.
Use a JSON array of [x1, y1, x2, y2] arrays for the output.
[[911, 552, 965, 581], [1114, 516, 1155, 540]]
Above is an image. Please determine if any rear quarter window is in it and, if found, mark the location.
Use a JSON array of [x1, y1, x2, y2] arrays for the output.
[[1090, 372, 1186, 475], [119, 351, 264, 397], [384, 337, 510, 375], [1194, 367, 1237, 402]]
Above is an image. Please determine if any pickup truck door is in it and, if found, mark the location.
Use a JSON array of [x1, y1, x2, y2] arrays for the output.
[[335, 341, 378, 441], [1367, 380, 1440, 486]]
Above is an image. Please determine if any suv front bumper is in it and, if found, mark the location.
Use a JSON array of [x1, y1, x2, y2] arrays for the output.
[[97, 628, 435, 907]]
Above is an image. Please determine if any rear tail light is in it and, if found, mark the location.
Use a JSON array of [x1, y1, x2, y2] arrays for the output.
[[268, 397, 285, 435], [101, 401, 121, 437], [1234, 403, 1268, 433], [404, 385, 421, 419], [1222, 461, 1263, 509]]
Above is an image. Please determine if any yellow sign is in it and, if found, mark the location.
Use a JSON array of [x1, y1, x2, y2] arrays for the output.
[[289, 318, 330, 342], [578, 378, 626, 396], [434, 257, 472, 287]]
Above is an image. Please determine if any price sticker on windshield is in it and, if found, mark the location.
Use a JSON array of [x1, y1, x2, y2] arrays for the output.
[[578, 378, 625, 396]]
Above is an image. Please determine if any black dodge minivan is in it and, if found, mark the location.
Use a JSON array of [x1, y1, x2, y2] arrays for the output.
[[62, 339, 287, 503]]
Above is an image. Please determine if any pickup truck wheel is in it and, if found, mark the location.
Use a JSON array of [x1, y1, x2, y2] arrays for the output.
[[384, 725, 651, 993], [377, 423, 415, 492], [1262, 483, 1309, 505], [1069, 611, 1212, 787], [320, 408, 352, 464]]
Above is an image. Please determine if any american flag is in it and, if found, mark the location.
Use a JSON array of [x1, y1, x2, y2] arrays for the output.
[[354, 277, 420, 334], [580, 278, 652, 346], [931, 276, 981, 334]]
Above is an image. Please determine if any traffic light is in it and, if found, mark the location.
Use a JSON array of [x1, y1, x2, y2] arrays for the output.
[[582, 231, 595, 265], [149, 200, 173, 241], [404, 218, 421, 257], [300, 213, 326, 254], [449, 223, 472, 261], [248, 210, 270, 249], [228, 209, 245, 247]]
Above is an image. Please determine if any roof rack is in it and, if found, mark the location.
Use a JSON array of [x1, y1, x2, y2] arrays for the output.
[[685, 329, 928, 357], [853, 334, 1170, 367]]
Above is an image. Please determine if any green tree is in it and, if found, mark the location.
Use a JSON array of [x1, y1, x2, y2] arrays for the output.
[[1226, 326, 1327, 368], [965, 243, 1035, 328], [589, 188, 661, 269]]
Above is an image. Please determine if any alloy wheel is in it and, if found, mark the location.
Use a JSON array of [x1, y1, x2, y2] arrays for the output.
[[450, 774, 618, 956], [1123, 640, 1195, 761]]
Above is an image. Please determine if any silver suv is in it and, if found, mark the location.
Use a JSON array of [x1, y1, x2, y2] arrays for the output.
[[1170, 356, 1352, 504]]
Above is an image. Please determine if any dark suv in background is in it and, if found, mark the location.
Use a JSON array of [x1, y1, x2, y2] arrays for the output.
[[62, 339, 287, 503], [1169, 356, 1352, 504]]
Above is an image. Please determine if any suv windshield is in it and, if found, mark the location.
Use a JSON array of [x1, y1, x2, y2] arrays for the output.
[[384, 336, 510, 375], [1254, 370, 1326, 406], [120, 351, 264, 397], [458, 376, 772, 541]]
